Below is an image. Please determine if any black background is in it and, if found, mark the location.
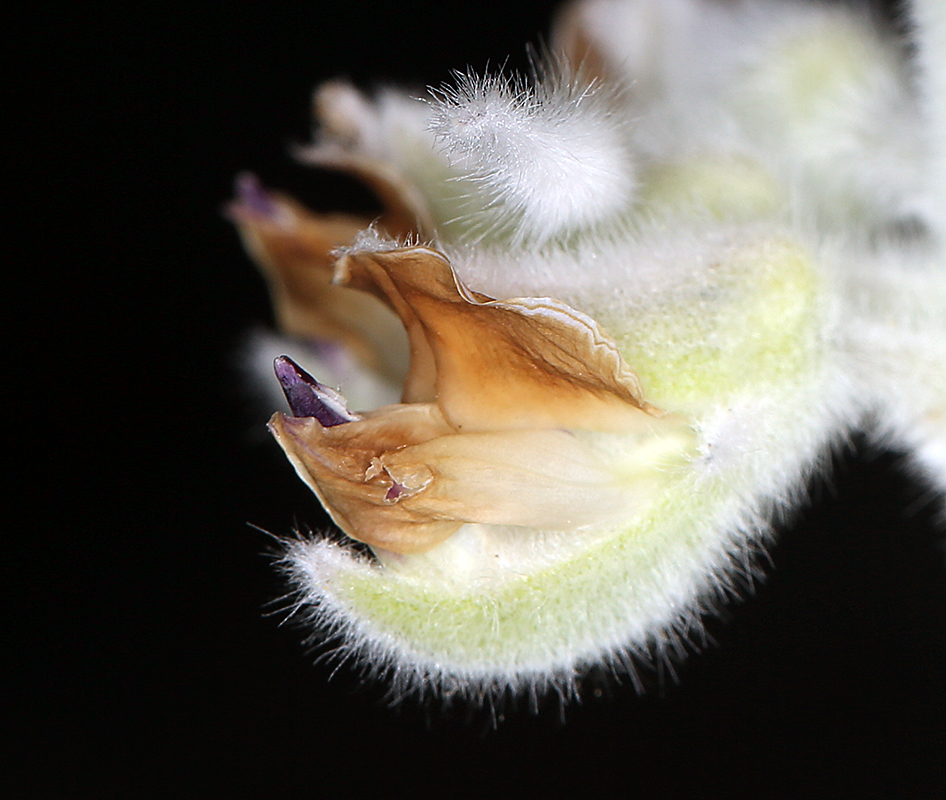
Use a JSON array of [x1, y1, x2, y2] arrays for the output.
[[24, 0, 946, 796]]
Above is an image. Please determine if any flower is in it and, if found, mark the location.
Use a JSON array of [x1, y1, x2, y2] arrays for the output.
[[228, 173, 409, 383], [267, 242, 693, 555], [232, 0, 946, 700]]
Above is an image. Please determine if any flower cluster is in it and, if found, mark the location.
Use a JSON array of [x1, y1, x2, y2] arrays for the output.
[[231, 0, 946, 700]]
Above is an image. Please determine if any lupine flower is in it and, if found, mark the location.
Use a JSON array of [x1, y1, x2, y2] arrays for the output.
[[231, 0, 946, 701]]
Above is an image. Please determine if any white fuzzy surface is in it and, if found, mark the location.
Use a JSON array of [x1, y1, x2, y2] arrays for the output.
[[911, 0, 946, 240], [429, 67, 638, 246]]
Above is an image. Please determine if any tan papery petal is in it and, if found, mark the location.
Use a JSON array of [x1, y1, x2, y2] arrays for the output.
[[334, 246, 441, 404], [335, 246, 660, 432], [380, 429, 644, 530], [272, 404, 694, 553], [230, 188, 408, 380], [269, 405, 461, 554]]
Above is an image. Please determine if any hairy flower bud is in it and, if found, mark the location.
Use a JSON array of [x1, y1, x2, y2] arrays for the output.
[[232, 0, 946, 701]]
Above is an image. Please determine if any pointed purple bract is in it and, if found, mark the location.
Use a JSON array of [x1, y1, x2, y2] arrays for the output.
[[235, 172, 277, 218], [273, 356, 357, 427]]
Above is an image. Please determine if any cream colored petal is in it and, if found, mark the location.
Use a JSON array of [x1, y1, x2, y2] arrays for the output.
[[381, 424, 694, 531], [269, 405, 460, 554], [335, 245, 661, 432], [272, 406, 695, 553], [229, 180, 409, 381]]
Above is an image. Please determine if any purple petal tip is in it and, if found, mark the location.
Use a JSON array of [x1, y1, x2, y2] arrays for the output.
[[235, 172, 277, 218], [273, 356, 357, 427]]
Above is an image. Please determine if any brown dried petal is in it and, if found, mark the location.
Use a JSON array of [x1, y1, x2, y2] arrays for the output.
[[335, 246, 659, 432], [271, 402, 693, 553], [269, 404, 460, 553], [230, 186, 408, 380]]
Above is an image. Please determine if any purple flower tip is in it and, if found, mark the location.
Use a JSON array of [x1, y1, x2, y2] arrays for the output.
[[235, 172, 277, 218], [273, 356, 357, 427]]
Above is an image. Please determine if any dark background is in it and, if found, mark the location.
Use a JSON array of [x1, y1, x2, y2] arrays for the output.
[[25, 0, 946, 796]]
